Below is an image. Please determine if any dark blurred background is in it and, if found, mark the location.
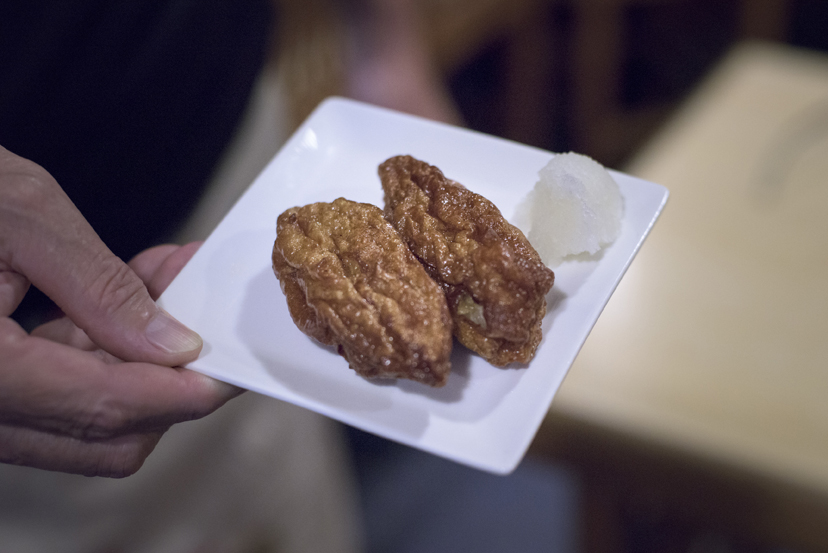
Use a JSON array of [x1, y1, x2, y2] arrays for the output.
[[329, 2, 828, 553], [440, 0, 828, 169]]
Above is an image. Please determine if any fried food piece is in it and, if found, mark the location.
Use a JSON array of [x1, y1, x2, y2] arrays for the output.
[[379, 155, 555, 366], [272, 197, 453, 387]]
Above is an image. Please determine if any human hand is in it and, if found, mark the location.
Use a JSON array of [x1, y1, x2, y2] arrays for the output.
[[0, 145, 240, 477]]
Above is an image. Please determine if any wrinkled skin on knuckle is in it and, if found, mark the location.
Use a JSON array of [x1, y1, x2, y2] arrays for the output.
[[0, 162, 58, 256], [84, 255, 149, 322], [77, 374, 224, 441], [90, 434, 159, 478], [0, 158, 60, 215], [0, 424, 157, 478], [72, 393, 134, 441]]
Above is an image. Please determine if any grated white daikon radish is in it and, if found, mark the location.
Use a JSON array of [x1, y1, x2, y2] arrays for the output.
[[514, 152, 623, 268]]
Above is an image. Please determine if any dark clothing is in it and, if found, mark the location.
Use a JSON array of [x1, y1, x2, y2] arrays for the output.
[[1, 0, 273, 258], [1, 0, 274, 326]]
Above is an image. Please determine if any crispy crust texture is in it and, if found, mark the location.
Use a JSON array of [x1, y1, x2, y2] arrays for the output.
[[272, 198, 453, 387], [379, 155, 555, 366]]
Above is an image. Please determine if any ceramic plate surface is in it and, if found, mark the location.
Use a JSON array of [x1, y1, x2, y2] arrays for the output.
[[159, 97, 669, 474]]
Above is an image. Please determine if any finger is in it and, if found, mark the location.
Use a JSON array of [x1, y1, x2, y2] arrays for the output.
[[30, 316, 98, 351], [0, 268, 30, 317], [0, 320, 241, 439], [129, 242, 202, 300], [29, 238, 202, 351], [0, 423, 164, 478], [128, 244, 179, 288], [30, 317, 122, 363], [0, 147, 201, 366]]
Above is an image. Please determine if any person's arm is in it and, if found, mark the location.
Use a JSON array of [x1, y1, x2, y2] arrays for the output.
[[0, 145, 240, 477], [345, 0, 462, 125]]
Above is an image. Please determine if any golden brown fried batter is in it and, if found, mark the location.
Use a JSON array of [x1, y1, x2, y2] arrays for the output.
[[379, 155, 555, 366], [272, 197, 453, 387]]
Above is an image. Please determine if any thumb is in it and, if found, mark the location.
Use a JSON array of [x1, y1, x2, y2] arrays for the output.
[[0, 147, 201, 366], [58, 251, 203, 366]]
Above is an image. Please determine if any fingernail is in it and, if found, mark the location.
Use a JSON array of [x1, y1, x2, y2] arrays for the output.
[[145, 309, 203, 354]]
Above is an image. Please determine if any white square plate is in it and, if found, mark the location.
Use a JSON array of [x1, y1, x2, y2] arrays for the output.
[[159, 97, 669, 474]]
